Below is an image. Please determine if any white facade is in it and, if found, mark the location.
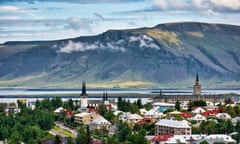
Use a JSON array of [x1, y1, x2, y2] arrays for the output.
[[155, 119, 191, 135], [81, 97, 88, 108]]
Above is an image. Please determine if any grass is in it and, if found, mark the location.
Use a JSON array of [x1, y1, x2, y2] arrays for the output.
[[53, 125, 75, 138], [141, 29, 181, 46]]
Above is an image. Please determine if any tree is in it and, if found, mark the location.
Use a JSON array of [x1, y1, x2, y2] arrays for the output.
[[54, 135, 62, 144], [200, 140, 209, 144], [175, 100, 181, 111], [137, 99, 143, 108], [76, 125, 91, 144], [0, 126, 9, 140], [98, 104, 108, 116], [117, 122, 131, 142], [9, 129, 22, 144], [224, 120, 234, 134], [127, 132, 148, 144], [106, 135, 120, 144]]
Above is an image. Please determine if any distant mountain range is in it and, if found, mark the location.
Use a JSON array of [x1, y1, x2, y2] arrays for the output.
[[0, 22, 239, 89]]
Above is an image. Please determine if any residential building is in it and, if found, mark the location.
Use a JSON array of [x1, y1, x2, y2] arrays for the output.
[[74, 112, 98, 124], [155, 119, 191, 135], [147, 134, 236, 144], [152, 102, 175, 112], [216, 113, 231, 120], [88, 115, 111, 130], [189, 114, 206, 123], [119, 112, 143, 124], [191, 107, 206, 114]]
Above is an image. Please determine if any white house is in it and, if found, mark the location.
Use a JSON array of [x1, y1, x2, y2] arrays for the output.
[[216, 113, 231, 120], [190, 114, 206, 123], [232, 116, 240, 126], [144, 107, 164, 120], [88, 115, 111, 130], [147, 134, 236, 144], [191, 107, 206, 114], [197, 134, 236, 144], [119, 112, 143, 124]]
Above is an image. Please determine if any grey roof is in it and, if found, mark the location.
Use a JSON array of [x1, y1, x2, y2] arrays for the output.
[[155, 119, 191, 128]]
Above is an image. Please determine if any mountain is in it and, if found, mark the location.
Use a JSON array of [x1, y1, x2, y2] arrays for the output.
[[0, 22, 239, 89]]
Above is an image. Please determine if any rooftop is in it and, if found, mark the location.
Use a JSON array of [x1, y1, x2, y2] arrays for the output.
[[155, 119, 191, 128]]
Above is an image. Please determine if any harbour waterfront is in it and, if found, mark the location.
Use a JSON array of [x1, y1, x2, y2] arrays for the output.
[[0, 89, 239, 104]]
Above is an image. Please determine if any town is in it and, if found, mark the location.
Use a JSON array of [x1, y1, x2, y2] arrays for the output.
[[0, 75, 240, 144]]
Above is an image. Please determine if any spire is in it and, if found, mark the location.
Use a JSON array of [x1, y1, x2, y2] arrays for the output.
[[196, 73, 199, 82], [106, 90, 108, 101], [102, 90, 106, 101], [81, 81, 87, 97]]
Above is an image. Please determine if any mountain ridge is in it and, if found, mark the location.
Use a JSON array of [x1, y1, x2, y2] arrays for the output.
[[0, 22, 239, 88]]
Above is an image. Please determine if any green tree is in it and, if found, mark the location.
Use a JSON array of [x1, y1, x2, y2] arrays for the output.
[[144, 102, 152, 111], [76, 125, 91, 144], [117, 122, 131, 142], [9, 129, 22, 144], [51, 97, 63, 109], [106, 135, 120, 144], [175, 100, 181, 111], [200, 140, 209, 144], [98, 104, 108, 116], [224, 120, 234, 134], [127, 133, 148, 144], [0, 126, 9, 140], [54, 135, 62, 144], [137, 99, 143, 108]]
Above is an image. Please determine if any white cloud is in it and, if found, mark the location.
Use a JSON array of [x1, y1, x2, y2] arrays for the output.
[[66, 17, 92, 32], [0, 6, 20, 12], [129, 35, 159, 49], [152, 0, 240, 11], [209, 0, 240, 10], [58, 34, 160, 53], [59, 40, 126, 53]]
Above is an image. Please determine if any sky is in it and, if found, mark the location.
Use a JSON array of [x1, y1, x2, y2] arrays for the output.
[[0, 0, 239, 43]]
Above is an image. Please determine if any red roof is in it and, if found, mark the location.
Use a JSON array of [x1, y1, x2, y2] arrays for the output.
[[151, 135, 173, 142], [88, 108, 98, 114], [91, 142, 102, 144], [180, 112, 193, 118], [65, 109, 73, 116], [137, 118, 153, 124], [202, 109, 220, 117]]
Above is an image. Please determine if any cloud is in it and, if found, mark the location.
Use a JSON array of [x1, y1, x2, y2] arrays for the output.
[[66, 17, 92, 32], [59, 34, 159, 53], [152, 0, 240, 12], [0, 19, 64, 27], [129, 35, 159, 49], [0, 0, 144, 4], [0, 6, 20, 12], [59, 40, 126, 53], [94, 13, 105, 20], [208, 0, 240, 11]]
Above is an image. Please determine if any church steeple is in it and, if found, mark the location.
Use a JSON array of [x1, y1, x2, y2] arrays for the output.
[[80, 80, 88, 109], [81, 81, 87, 97], [193, 73, 201, 96], [196, 73, 199, 82]]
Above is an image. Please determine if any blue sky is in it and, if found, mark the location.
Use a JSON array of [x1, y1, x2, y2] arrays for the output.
[[0, 0, 239, 43]]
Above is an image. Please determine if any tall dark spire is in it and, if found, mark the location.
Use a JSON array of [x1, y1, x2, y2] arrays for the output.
[[105, 90, 108, 101], [196, 73, 199, 82], [81, 81, 87, 97]]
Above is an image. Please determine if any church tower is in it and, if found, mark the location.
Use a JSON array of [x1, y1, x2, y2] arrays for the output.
[[102, 90, 109, 105], [80, 81, 88, 108], [193, 73, 201, 96]]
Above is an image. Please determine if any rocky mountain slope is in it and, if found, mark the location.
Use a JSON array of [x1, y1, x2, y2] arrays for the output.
[[0, 22, 239, 88]]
